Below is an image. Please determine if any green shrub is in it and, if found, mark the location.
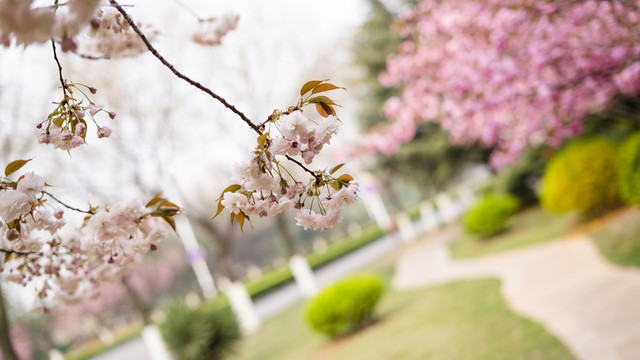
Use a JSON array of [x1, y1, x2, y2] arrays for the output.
[[616, 131, 640, 206], [306, 275, 383, 337], [462, 194, 519, 237], [159, 299, 241, 360], [540, 137, 620, 216]]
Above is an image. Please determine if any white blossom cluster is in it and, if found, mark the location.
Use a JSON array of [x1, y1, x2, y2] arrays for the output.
[[192, 13, 239, 46], [221, 109, 359, 231], [83, 7, 156, 58], [0, 0, 100, 48], [0, 170, 173, 305], [37, 83, 115, 152]]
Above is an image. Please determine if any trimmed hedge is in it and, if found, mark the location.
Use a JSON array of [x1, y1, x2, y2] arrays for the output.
[[541, 137, 620, 215], [305, 275, 383, 337], [462, 194, 519, 237], [617, 131, 640, 206]]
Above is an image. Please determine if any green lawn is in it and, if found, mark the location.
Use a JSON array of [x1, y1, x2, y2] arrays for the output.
[[231, 270, 575, 360], [449, 206, 576, 260], [590, 207, 640, 268]]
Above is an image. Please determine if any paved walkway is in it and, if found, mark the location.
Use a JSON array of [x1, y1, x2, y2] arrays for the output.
[[393, 226, 640, 360]]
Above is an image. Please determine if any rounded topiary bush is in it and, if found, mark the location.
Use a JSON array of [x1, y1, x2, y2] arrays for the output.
[[540, 137, 620, 216], [306, 275, 383, 337], [159, 299, 240, 360], [616, 131, 640, 206], [462, 194, 519, 237]]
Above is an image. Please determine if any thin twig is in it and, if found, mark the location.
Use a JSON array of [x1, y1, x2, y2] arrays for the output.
[[42, 190, 94, 214], [0, 248, 41, 256], [285, 155, 320, 180], [170, 0, 204, 21], [51, 39, 67, 95], [107, 0, 261, 135]]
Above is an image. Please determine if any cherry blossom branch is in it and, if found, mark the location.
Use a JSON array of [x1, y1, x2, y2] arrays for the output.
[[107, 0, 261, 135], [285, 155, 320, 180], [0, 248, 41, 256], [51, 39, 68, 95], [41, 190, 94, 214]]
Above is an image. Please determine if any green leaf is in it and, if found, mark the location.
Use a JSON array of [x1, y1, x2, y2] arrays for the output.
[[316, 102, 335, 118], [300, 80, 325, 96], [157, 201, 180, 210], [307, 96, 337, 106], [212, 200, 225, 219], [330, 163, 345, 174], [311, 83, 344, 94], [339, 174, 354, 183], [236, 212, 246, 232], [145, 193, 165, 207], [217, 184, 242, 201], [257, 133, 268, 148], [329, 180, 342, 191], [162, 216, 176, 231], [5, 159, 32, 177]]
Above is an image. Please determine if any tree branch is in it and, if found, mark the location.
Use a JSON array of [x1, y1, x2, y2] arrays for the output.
[[42, 190, 94, 214], [51, 39, 68, 96], [107, 0, 261, 135], [285, 155, 320, 180], [0, 248, 41, 256]]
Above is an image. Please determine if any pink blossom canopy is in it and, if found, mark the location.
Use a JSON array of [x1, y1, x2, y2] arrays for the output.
[[368, 0, 640, 167]]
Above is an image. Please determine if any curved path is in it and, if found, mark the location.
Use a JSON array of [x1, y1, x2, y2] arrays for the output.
[[393, 227, 640, 360]]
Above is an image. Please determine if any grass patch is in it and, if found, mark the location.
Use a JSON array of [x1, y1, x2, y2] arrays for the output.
[[63, 322, 143, 360], [449, 206, 575, 260], [589, 207, 640, 268], [230, 276, 574, 360]]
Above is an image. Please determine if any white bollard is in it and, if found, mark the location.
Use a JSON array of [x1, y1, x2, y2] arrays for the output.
[[359, 173, 394, 232], [289, 254, 319, 297], [48, 349, 64, 360], [141, 324, 172, 360], [419, 201, 441, 233], [395, 213, 416, 243], [219, 277, 261, 335], [458, 186, 477, 210], [435, 193, 457, 224]]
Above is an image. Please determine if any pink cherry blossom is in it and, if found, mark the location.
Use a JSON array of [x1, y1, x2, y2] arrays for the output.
[[358, 0, 640, 167]]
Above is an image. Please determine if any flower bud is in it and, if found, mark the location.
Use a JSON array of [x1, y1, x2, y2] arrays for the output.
[[6, 229, 19, 241], [61, 129, 73, 141], [75, 123, 87, 137], [90, 17, 101, 30], [60, 37, 78, 53], [97, 127, 112, 138], [38, 133, 51, 144]]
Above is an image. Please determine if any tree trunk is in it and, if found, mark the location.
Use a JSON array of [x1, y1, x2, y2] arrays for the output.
[[193, 217, 238, 282], [0, 281, 19, 360], [275, 214, 301, 257], [121, 276, 151, 325]]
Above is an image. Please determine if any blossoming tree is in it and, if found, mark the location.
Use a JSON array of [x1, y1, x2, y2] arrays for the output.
[[361, 0, 640, 168], [0, 0, 357, 337]]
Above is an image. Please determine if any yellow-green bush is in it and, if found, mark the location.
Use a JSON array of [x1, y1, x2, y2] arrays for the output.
[[159, 299, 240, 360], [541, 137, 619, 215], [616, 131, 640, 207], [463, 194, 519, 237], [305, 275, 383, 337]]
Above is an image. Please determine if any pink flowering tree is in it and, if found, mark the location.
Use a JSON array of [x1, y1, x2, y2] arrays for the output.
[[0, 3, 358, 355], [359, 0, 640, 168]]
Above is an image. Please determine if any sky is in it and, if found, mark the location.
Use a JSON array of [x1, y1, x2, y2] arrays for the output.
[[1, 0, 371, 202]]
